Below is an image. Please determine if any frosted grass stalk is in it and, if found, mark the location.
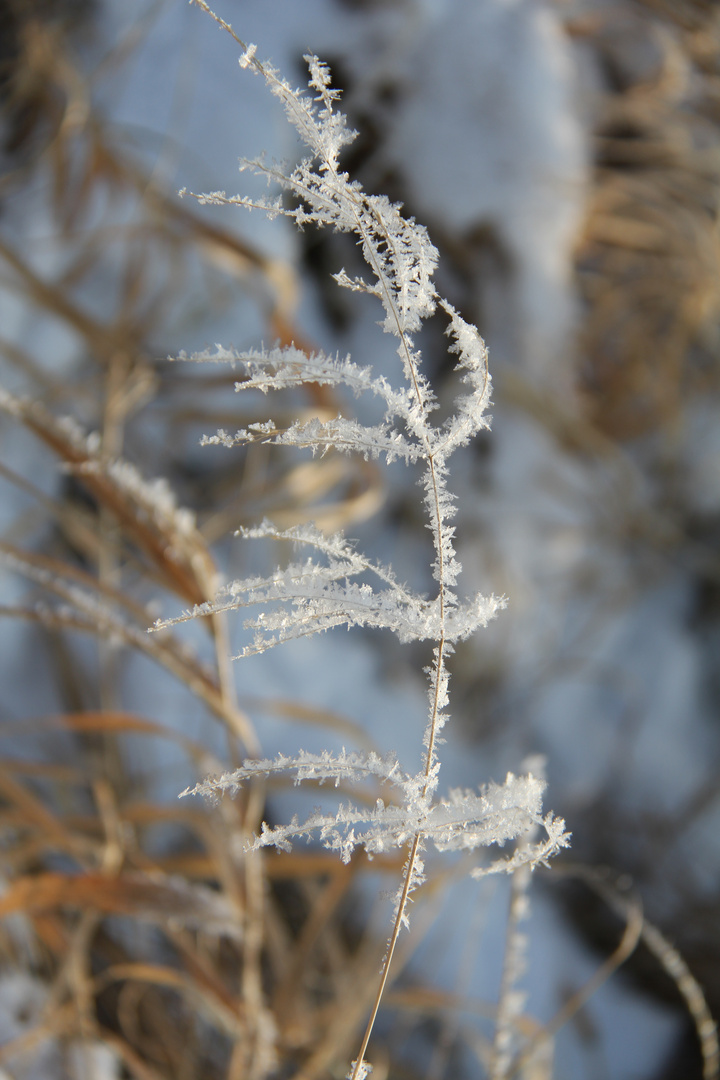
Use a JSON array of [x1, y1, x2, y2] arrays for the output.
[[154, 6, 570, 1075]]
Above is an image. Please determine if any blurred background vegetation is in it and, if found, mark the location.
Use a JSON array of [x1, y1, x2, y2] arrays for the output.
[[0, 1, 719, 1078]]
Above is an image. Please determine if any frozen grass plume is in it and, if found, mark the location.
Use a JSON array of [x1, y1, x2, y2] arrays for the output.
[[152, 4, 570, 1076]]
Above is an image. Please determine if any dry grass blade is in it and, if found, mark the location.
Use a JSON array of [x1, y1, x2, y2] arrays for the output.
[[0, 766, 95, 865], [0, 872, 242, 939], [94, 962, 242, 1036], [0, 389, 215, 607], [553, 864, 719, 1080], [577, 1, 720, 438], [0, 540, 257, 741]]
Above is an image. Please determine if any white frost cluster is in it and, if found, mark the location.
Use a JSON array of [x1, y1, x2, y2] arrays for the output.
[[154, 519, 505, 654], [183, 749, 568, 872]]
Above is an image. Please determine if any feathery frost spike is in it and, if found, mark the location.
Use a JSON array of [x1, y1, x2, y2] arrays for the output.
[[183, 753, 568, 871], [179, 343, 416, 423], [435, 300, 493, 455]]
